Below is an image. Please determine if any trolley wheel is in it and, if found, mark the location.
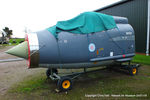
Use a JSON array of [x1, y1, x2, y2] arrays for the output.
[[57, 77, 72, 91], [129, 67, 138, 76], [46, 68, 58, 78]]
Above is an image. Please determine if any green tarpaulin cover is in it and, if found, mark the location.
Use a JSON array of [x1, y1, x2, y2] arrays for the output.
[[47, 12, 117, 38]]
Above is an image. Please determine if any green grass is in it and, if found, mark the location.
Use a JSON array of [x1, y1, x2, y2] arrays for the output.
[[5, 66, 150, 100], [0, 38, 25, 46], [132, 54, 150, 65], [9, 38, 25, 45], [9, 73, 49, 93]]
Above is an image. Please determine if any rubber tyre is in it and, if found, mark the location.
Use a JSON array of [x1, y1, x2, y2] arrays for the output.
[[129, 67, 138, 76], [46, 68, 58, 78], [57, 77, 72, 91]]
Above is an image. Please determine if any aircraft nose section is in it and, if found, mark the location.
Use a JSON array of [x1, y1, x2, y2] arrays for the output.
[[5, 41, 28, 59]]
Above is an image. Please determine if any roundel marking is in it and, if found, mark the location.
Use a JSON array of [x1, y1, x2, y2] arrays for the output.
[[89, 43, 96, 52]]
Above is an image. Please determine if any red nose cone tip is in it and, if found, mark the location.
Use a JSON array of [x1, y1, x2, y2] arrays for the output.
[[26, 34, 31, 68]]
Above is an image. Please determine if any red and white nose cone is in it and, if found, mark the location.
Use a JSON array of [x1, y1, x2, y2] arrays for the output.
[[25, 33, 39, 68]]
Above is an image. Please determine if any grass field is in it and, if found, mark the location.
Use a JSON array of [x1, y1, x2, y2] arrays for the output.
[[9, 38, 25, 44], [0, 38, 25, 46], [132, 54, 150, 65], [3, 65, 150, 100]]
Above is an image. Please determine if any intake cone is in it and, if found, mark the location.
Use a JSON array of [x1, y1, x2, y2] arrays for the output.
[[5, 41, 28, 59]]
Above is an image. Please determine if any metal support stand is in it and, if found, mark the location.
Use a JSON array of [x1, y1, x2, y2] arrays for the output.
[[49, 67, 101, 81], [48, 63, 140, 91]]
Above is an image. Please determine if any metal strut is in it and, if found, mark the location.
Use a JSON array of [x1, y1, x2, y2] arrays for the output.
[[49, 67, 100, 81]]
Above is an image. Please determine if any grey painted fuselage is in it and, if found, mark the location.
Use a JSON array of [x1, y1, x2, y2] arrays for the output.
[[30, 16, 135, 68]]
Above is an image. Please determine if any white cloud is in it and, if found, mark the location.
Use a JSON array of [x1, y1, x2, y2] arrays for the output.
[[0, 0, 120, 38]]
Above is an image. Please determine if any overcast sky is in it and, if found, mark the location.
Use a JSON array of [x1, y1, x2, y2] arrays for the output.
[[0, 0, 120, 38]]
